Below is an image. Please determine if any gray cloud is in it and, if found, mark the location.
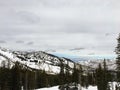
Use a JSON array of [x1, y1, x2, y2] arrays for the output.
[[16, 40, 24, 44], [69, 48, 85, 51], [0, 40, 6, 43], [27, 42, 34, 45]]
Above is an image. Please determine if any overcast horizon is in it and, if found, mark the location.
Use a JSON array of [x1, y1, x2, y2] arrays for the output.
[[0, 0, 119, 57]]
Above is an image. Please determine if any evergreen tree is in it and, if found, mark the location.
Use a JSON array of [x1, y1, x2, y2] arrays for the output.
[[65, 61, 71, 84], [96, 63, 103, 90], [11, 62, 21, 90], [0, 60, 12, 90], [36, 71, 42, 88], [88, 73, 95, 86], [27, 71, 36, 90], [103, 59, 109, 90], [116, 34, 120, 84], [59, 60, 65, 85], [72, 63, 79, 83], [23, 69, 28, 90], [78, 65, 83, 90], [96, 60, 109, 90]]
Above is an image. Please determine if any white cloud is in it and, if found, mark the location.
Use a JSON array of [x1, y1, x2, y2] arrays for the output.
[[0, 0, 119, 56]]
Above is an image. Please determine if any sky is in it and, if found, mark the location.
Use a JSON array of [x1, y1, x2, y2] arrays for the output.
[[0, 0, 119, 57]]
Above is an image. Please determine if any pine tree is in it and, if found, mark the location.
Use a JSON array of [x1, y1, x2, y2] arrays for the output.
[[116, 34, 120, 83], [59, 59, 65, 85], [27, 71, 36, 90], [96, 63, 103, 90], [96, 60, 109, 90], [103, 59, 109, 90], [0, 61, 12, 90], [65, 60, 71, 84], [11, 62, 21, 90], [78, 65, 83, 90], [72, 63, 79, 83]]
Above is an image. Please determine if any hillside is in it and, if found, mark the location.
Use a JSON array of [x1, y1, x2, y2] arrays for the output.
[[0, 47, 76, 74], [78, 59, 116, 71]]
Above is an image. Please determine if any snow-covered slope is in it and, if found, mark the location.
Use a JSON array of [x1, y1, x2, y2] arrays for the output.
[[0, 47, 116, 74], [78, 59, 116, 71], [0, 47, 75, 74]]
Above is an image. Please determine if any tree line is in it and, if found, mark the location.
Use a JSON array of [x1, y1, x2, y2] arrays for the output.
[[0, 60, 60, 90], [0, 56, 117, 90], [0, 59, 83, 90]]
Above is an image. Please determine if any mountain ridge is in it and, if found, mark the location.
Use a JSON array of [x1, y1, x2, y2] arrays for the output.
[[0, 47, 77, 74]]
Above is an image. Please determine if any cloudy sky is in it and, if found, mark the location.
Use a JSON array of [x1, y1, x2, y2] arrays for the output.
[[0, 0, 119, 57]]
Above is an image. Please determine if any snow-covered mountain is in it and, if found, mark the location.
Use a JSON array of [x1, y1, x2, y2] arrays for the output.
[[78, 59, 116, 71], [0, 47, 117, 74], [0, 47, 75, 74]]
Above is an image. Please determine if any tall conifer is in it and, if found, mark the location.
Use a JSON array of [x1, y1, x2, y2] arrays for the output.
[[116, 34, 120, 82]]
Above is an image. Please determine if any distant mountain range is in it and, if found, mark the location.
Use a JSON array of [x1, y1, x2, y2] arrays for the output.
[[52, 53, 117, 71], [0, 47, 117, 73], [52, 52, 116, 61]]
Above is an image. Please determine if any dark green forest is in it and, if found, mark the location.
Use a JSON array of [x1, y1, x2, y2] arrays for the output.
[[0, 60, 116, 90]]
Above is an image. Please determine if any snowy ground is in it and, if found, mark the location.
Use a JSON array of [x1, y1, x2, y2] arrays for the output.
[[36, 82, 117, 90], [36, 86, 97, 90], [36, 86, 59, 90], [82, 86, 97, 90]]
